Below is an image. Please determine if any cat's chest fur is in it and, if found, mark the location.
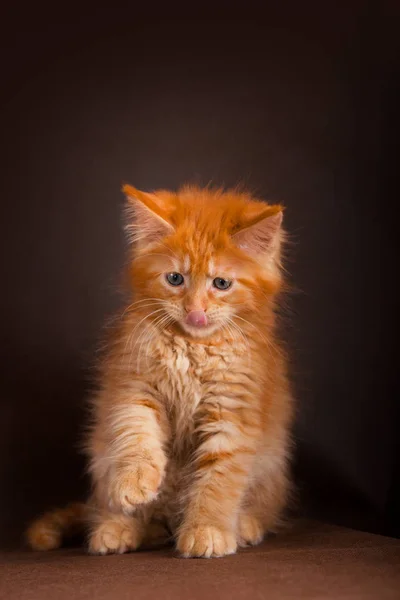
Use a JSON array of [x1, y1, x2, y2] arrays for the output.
[[148, 331, 244, 447]]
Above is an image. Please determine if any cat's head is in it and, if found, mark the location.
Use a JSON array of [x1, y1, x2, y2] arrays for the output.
[[123, 185, 284, 338]]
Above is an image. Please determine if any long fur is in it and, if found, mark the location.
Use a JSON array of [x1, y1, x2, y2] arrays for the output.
[[27, 185, 294, 558]]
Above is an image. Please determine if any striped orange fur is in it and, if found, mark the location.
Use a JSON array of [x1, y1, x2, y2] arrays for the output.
[[27, 185, 294, 558]]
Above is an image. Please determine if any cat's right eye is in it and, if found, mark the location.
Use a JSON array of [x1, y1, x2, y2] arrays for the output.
[[166, 272, 184, 286]]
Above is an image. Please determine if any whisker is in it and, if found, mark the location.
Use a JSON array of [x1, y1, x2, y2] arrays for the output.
[[136, 326, 153, 373], [137, 312, 170, 372], [223, 322, 238, 348], [233, 315, 268, 342], [233, 315, 280, 366], [133, 323, 154, 372], [225, 318, 252, 366], [128, 302, 167, 314], [125, 297, 164, 306], [129, 307, 166, 348], [124, 308, 165, 362], [120, 298, 165, 319], [142, 314, 174, 371], [136, 313, 174, 373]]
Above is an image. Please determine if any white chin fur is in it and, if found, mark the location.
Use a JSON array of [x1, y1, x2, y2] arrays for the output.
[[180, 321, 220, 338]]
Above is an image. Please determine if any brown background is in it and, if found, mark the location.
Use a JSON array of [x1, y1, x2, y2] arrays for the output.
[[1, 3, 399, 548]]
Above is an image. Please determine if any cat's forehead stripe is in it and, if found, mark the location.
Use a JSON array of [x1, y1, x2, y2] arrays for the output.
[[183, 254, 191, 273]]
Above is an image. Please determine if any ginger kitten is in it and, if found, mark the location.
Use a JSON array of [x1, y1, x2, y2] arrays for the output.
[[27, 185, 294, 558]]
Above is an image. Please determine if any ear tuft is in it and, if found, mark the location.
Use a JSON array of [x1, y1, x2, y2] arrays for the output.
[[122, 184, 174, 249], [232, 205, 283, 256]]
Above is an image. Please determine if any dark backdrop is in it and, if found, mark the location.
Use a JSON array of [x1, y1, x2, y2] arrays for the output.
[[1, 3, 399, 548]]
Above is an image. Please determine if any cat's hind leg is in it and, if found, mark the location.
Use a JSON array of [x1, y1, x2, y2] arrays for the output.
[[237, 455, 291, 547]]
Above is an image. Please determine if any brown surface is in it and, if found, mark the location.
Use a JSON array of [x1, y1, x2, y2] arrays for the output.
[[1, 521, 399, 600]]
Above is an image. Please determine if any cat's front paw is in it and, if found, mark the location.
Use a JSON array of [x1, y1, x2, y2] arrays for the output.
[[108, 461, 163, 514], [177, 525, 237, 558], [88, 518, 143, 555]]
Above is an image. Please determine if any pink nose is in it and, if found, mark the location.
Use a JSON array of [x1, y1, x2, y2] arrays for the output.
[[185, 310, 208, 328]]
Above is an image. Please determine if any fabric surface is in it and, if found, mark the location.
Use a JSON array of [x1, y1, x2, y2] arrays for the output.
[[1, 521, 399, 600]]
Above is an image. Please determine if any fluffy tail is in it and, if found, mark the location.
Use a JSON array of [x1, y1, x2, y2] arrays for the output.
[[26, 502, 87, 551]]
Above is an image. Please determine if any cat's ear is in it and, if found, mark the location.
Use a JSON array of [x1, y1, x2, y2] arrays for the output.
[[232, 204, 283, 257], [122, 184, 174, 248]]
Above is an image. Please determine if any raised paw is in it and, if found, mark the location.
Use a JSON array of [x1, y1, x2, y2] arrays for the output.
[[108, 462, 163, 514], [88, 518, 143, 555], [177, 525, 237, 558], [237, 513, 264, 547]]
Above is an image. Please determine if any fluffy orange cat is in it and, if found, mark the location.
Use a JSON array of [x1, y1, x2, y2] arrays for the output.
[[27, 184, 294, 558]]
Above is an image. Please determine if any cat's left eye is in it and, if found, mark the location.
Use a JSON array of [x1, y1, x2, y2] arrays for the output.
[[213, 277, 232, 290]]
